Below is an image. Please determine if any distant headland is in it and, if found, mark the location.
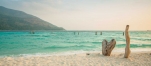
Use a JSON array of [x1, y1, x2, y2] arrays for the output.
[[0, 6, 65, 30]]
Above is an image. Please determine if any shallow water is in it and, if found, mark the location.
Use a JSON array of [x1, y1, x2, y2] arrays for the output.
[[0, 31, 151, 56]]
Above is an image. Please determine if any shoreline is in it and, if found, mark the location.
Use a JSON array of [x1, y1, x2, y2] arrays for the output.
[[0, 51, 151, 66], [0, 48, 151, 57]]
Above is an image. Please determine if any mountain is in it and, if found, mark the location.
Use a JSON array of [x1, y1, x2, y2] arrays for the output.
[[0, 6, 64, 30]]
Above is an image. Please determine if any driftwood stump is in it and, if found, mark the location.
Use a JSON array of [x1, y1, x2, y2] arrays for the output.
[[102, 39, 116, 56], [124, 25, 131, 58]]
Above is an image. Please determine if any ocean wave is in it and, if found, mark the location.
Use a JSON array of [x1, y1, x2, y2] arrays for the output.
[[63, 41, 101, 44], [131, 37, 151, 41], [116, 44, 151, 48], [43, 45, 96, 49]]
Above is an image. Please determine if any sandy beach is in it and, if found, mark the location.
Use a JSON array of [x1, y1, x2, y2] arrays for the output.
[[0, 51, 151, 66]]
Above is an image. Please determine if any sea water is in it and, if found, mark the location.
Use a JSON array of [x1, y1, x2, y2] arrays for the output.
[[0, 31, 151, 56]]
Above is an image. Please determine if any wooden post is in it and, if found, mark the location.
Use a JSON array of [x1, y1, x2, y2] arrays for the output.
[[30, 30, 35, 34], [95, 32, 97, 35], [32, 31, 35, 34], [123, 32, 124, 36], [100, 32, 102, 35], [124, 25, 131, 58], [78, 32, 79, 35], [102, 39, 116, 56]]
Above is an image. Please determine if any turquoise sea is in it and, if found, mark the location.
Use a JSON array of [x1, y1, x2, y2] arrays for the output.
[[0, 31, 151, 56]]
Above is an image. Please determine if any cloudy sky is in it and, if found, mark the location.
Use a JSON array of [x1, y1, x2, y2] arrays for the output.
[[0, 0, 151, 30]]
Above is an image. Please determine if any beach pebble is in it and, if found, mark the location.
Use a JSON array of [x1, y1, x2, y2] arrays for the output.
[[86, 53, 90, 55]]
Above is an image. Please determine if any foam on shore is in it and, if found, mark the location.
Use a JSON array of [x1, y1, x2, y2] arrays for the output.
[[0, 50, 151, 66]]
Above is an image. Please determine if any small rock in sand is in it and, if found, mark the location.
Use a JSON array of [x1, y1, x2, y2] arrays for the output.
[[86, 53, 90, 55]]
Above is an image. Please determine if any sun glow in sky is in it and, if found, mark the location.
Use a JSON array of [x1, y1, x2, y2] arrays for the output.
[[0, 0, 151, 30]]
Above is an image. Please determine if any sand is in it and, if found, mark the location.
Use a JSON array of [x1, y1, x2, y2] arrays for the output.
[[0, 52, 151, 66]]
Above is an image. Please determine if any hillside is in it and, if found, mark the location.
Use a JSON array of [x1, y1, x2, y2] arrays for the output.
[[0, 6, 64, 30]]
